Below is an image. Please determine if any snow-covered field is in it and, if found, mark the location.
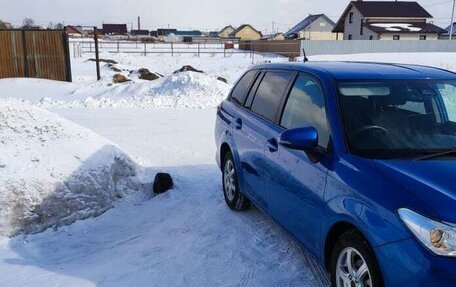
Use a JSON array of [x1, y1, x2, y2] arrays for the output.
[[1, 50, 456, 287]]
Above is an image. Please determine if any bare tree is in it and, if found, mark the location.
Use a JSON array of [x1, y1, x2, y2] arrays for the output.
[[22, 18, 35, 28], [0, 20, 10, 30]]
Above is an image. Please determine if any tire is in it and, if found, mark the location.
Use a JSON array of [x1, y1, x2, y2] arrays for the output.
[[222, 151, 250, 211], [330, 230, 383, 287]]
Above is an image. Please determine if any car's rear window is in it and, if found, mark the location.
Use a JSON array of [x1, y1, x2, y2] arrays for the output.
[[230, 70, 257, 105], [250, 71, 294, 121]]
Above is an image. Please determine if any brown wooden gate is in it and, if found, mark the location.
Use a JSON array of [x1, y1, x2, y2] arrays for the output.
[[0, 30, 71, 82]]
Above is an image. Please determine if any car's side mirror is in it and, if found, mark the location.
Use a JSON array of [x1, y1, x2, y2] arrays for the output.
[[278, 126, 318, 151]]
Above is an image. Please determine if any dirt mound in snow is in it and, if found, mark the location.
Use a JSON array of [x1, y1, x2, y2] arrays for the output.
[[0, 100, 142, 237]]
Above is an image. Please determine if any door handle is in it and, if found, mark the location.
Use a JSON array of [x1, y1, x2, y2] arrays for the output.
[[267, 138, 278, 153], [234, 118, 242, 130]]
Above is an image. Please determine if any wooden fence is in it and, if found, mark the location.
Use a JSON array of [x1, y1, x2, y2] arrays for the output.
[[0, 30, 72, 82], [239, 40, 301, 57]]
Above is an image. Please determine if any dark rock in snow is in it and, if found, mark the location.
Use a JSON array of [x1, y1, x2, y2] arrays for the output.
[[138, 68, 160, 81], [108, 64, 122, 72], [217, 76, 228, 84], [173, 65, 204, 74], [113, 74, 129, 84], [153, 173, 173, 194]]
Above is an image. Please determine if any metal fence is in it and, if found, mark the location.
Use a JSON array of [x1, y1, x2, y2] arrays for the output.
[[0, 29, 71, 82], [301, 40, 456, 56]]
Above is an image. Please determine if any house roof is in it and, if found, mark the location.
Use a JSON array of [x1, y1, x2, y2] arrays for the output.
[[443, 22, 456, 36], [333, 1, 433, 33], [284, 14, 335, 38], [218, 25, 235, 34], [173, 30, 202, 36], [66, 25, 83, 34], [102, 24, 128, 34], [366, 22, 446, 34], [229, 24, 262, 37]]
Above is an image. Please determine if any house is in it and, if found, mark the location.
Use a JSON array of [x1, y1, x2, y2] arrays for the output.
[[229, 24, 262, 40], [441, 22, 456, 39], [66, 25, 83, 37], [333, 1, 446, 40], [209, 31, 219, 37], [262, 33, 286, 41], [285, 14, 338, 40], [218, 25, 235, 38], [131, 29, 150, 36], [102, 24, 128, 35], [173, 30, 202, 36]]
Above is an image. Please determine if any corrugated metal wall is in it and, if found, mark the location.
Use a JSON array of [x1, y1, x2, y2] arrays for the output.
[[0, 30, 71, 82], [301, 40, 456, 56], [239, 40, 301, 57]]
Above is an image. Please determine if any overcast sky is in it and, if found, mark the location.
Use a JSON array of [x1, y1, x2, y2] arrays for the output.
[[0, 0, 454, 32]]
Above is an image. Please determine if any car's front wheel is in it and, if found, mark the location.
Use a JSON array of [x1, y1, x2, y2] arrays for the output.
[[330, 230, 383, 287], [222, 151, 250, 211]]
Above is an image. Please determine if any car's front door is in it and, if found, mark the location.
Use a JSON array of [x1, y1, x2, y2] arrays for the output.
[[263, 73, 330, 254], [232, 70, 295, 207]]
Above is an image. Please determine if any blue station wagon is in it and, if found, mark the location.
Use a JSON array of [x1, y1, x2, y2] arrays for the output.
[[215, 62, 456, 287]]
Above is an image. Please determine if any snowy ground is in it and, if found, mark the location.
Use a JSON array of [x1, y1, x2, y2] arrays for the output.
[[2, 51, 456, 286]]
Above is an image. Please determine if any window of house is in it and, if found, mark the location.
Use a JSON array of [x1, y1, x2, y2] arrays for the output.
[[348, 34, 353, 40], [420, 35, 427, 40], [393, 35, 400, 40], [349, 12, 353, 24], [369, 35, 374, 40], [250, 71, 294, 122], [360, 19, 364, 35]]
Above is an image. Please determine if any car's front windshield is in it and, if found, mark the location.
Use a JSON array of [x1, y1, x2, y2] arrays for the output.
[[336, 79, 456, 159]]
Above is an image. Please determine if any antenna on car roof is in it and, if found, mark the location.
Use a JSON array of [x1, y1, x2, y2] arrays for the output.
[[302, 48, 309, 63]]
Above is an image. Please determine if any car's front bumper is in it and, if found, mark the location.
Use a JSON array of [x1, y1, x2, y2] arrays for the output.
[[375, 238, 456, 287]]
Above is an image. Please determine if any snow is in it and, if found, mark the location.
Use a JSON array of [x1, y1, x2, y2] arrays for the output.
[[370, 23, 422, 32], [1, 50, 456, 286], [0, 100, 142, 237]]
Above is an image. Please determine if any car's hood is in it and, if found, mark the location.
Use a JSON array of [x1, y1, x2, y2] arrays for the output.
[[373, 160, 456, 223]]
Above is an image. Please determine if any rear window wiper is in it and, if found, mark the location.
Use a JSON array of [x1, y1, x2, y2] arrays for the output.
[[413, 149, 456, 161]]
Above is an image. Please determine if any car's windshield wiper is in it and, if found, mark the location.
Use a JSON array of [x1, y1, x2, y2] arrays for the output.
[[413, 149, 456, 161]]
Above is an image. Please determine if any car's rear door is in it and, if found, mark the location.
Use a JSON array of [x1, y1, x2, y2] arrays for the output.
[[232, 70, 295, 207], [264, 73, 331, 254]]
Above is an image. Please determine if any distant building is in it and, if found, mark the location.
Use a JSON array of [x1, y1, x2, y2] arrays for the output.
[[131, 29, 150, 36], [229, 24, 262, 40], [285, 14, 338, 40], [333, 1, 445, 40], [209, 31, 219, 37], [218, 25, 235, 38], [173, 30, 202, 36], [441, 22, 456, 39], [262, 33, 286, 41], [102, 24, 128, 35], [66, 25, 83, 37]]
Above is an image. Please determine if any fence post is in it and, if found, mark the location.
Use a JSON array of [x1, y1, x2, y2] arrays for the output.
[[224, 45, 226, 58], [21, 30, 30, 78], [198, 43, 200, 57], [252, 42, 255, 64], [117, 40, 120, 53], [62, 29, 72, 82], [93, 27, 101, 81], [171, 42, 174, 56], [144, 42, 147, 56], [89, 42, 92, 53]]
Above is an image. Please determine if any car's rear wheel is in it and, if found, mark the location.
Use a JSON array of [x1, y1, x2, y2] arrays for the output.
[[222, 151, 250, 211], [331, 230, 383, 287]]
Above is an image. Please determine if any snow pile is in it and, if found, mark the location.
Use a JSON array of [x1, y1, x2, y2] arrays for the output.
[[0, 100, 141, 237], [0, 72, 231, 109]]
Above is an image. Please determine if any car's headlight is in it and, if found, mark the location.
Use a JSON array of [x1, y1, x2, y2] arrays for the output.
[[398, 208, 456, 257]]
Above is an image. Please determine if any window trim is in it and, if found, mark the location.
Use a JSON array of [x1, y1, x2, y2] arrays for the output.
[[420, 35, 427, 40], [360, 19, 364, 35], [277, 72, 333, 152], [349, 12, 353, 24]]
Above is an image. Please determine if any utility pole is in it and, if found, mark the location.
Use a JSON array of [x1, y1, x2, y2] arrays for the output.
[[450, 0, 455, 40], [272, 21, 275, 35]]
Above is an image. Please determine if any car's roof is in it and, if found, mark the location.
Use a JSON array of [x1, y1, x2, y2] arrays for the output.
[[251, 61, 456, 80]]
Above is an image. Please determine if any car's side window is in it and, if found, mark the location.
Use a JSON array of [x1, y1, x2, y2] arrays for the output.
[[250, 71, 294, 122], [230, 70, 257, 106], [280, 74, 330, 148]]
